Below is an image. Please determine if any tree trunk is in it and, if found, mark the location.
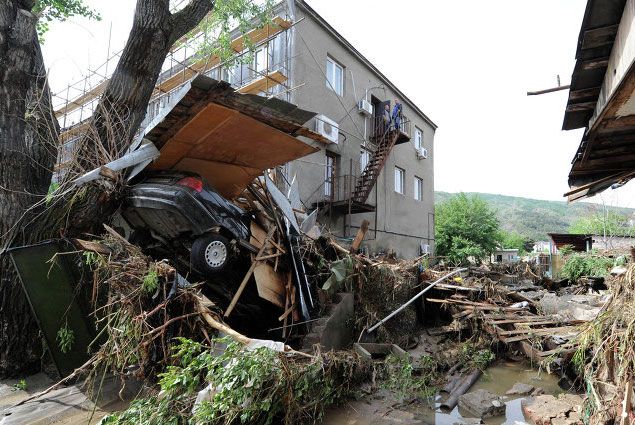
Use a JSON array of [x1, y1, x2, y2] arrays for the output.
[[0, 0, 214, 376], [0, 1, 60, 377], [55, 0, 215, 236]]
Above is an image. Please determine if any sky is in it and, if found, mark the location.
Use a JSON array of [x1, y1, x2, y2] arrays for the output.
[[40, 0, 635, 209]]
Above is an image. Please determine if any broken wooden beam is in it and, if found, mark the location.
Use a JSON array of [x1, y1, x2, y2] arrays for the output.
[[224, 227, 275, 317], [350, 219, 370, 254]]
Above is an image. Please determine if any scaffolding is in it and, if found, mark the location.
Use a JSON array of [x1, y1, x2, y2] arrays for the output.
[[52, 13, 297, 175], [53, 15, 295, 133]]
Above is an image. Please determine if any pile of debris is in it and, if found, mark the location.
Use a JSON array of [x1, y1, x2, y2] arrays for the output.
[[6, 76, 634, 424], [572, 263, 635, 423]]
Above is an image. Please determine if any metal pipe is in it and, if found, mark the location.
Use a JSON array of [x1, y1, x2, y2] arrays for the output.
[[527, 85, 570, 96], [367, 268, 468, 333]]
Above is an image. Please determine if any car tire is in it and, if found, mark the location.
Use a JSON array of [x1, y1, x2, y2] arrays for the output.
[[191, 234, 232, 275]]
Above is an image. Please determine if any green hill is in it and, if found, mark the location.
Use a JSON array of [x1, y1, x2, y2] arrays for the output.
[[434, 192, 635, 241]]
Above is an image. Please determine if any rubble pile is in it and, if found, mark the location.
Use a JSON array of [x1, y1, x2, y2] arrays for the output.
[[10, 171, 634, 424]]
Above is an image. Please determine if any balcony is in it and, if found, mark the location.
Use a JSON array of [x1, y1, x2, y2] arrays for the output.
[[370, 114, 411, 146], [311, 173, 376, 214]]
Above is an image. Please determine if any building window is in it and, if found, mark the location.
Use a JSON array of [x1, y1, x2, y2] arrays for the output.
[[326, 56, 344, 96], [253, 46, 267, 75], [414, 176, 423, 201], [324, 152, 337, 198], [414, 127, 423, 150], [394, 166, 405, 194]]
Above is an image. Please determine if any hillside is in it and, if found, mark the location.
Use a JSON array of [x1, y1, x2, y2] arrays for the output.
[[435, 192, 635, 241]]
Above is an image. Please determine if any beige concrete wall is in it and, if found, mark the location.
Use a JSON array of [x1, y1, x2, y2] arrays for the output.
[[285, 3, 436, 258]]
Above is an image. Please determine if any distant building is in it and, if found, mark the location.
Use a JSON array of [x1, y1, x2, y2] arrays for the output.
[[590, 235, 635, 250], [491, 249, 519, 264], [548, 232, 634, 252], [533, 241, 551, 253]]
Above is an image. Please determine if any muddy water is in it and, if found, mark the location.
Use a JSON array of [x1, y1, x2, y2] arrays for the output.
[[449, 361, 563, 425], [322, 361, 564, 425]]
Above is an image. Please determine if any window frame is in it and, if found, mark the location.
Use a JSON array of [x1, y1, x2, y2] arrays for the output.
[[414, 127, 423, 151], [394, 166, 405, 194], [324, 152, 337, 198], [253, 46, 268, 75], [360, 147, 370, 173], [326, 56, 344, 96], [414, 176, 423, 201]]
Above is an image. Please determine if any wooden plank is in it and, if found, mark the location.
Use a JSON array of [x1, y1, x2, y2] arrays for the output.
[[514, 319, 585, 327], [350, 219, 370, 253], [435, 283, 482, 292], [253, 262, 286, 308], [427, 299, 525, 312], [497, 325, 579, 337], [230, 16, 291, 52], [72, 239, 112, 255], [568, 86, 601, 101], [581, 24, 619, 50], [490, 318, 569, 325], [579, 58, 609, 71], [256, 252, 284, 261], [282, 272, 292, 336], [250, 221, 268, 249], [54, 80, 108, 117], [224, 227, 275, 317], [237, 70, 287, 95], [566, 101, 598, 112]]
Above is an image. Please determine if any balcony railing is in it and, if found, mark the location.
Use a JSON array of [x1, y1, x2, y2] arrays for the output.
[[370, 114, 411, 143]]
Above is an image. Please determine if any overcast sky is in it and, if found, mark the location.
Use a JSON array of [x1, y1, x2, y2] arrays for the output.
[[40, 0, 635, 208]]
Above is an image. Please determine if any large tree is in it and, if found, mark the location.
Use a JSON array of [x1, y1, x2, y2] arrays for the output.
[[435, 193, 501, 265], [0, 0, 273, 377]]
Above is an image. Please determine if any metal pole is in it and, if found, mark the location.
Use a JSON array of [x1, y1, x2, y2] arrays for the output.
[[367, 268, 468, 333]]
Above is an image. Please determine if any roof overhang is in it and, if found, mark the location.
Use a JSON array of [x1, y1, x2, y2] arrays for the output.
[[563, 0, 626, 131], [561, 0, 635, 201], [144, 75, 322, 198], [548, 233, 593, 251]]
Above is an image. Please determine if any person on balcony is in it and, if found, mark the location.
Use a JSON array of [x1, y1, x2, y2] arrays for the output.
[[392, 100, 402, 132], [382, 102, 392, 133]]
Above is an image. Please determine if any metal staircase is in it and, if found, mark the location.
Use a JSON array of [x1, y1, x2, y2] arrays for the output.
[[352, 128, 401, 203]]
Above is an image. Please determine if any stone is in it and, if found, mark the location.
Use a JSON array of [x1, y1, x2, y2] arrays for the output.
[[458, 389, 506, 418], [522, 393, 583, 425], [506, 382, 535, 396], [531, 387, 545, 396], [452, 418, 483, 425]]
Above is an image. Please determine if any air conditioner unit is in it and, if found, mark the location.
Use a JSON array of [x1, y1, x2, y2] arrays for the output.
[[416, 147, 428, 159], [357, 99, 373, 116], [420, 243, 431, 255], [315, 114, 339, 144]]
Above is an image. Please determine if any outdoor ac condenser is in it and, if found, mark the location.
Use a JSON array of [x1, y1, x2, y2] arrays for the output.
[[357, 99, 373, 116], [416, 147, 428, 159], [315, 114, 339, 144]]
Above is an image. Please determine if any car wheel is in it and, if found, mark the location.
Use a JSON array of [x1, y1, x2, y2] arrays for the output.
[[191, 234, 232, 275]]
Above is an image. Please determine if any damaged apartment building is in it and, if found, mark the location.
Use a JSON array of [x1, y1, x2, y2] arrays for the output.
[[54, 0, 436, 258]]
